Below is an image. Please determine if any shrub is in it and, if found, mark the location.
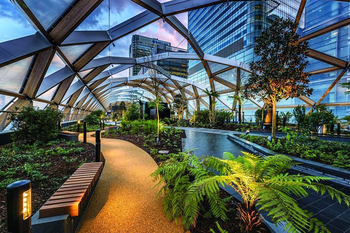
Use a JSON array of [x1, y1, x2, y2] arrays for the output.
[[84, 110, 104, 125], [124, 103, 140, 121], [9, 106, 63, 143]]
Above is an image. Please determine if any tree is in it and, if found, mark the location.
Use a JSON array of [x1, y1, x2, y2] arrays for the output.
[[204, 89, 220, 125], [123, 102, 140, 121], [243, 17, 312, 139], [119, 101, 126, 119], [188, 152, 350, 233], [173, 93, 187, 121], [279, 111, 292, 128]]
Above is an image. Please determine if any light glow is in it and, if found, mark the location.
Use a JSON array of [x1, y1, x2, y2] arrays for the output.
[[23, 189, 31, 220]]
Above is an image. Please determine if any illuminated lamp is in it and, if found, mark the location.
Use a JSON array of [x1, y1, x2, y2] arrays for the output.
[[7, 180, 31, 233]]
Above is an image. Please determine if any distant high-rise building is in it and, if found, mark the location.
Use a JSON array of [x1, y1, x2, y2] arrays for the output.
[[187, 0, 350, 118], [187, 1, 299, 113], [129, 35, 188, 78]]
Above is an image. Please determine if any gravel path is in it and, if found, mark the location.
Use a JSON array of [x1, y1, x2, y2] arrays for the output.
[[76, 133, 184, 233]]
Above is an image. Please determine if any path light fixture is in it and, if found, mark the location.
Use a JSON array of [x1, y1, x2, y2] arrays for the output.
[[95, 129, 101, 162], [77, 120, 81, 133], [245, 129, 250, 135], [83, 121, 87, 143], [7, 180, 31, 233]]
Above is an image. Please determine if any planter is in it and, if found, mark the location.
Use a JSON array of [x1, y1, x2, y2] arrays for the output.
[[227, 134, 350, 181]]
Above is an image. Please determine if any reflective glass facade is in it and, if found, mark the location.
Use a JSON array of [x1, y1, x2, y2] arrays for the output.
[[188, 0, 350, 118]]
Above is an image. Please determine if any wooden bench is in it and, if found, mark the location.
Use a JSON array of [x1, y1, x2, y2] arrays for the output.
[[39, 162, 103, 218]]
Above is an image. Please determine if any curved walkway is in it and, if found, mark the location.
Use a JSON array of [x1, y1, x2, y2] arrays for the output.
[[77, 132, 183, 233]]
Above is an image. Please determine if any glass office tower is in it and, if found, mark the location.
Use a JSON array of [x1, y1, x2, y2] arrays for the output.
[[129, 35, 188, 78], [188, 0, 350, 118], [300, 0, 350, 118]]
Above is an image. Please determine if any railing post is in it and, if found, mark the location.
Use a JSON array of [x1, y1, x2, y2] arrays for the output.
[[100, 120, 102, 129], [58, 120, 61, 131], [103, 120, 105, 130], [83, 121, 87, 143], [77, 122, 80, 133], [95, 129, 101, 162], [7, 180, 32, 233], [337, 123, 341, 136]]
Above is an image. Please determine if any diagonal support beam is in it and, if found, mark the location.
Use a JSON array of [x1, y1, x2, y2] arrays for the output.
[[49, 0, 104, 44], [316, 68, 348, 105], [307, 49, 347, 68]]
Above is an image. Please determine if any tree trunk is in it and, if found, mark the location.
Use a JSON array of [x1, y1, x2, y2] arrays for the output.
[[238, 102, 242, 124], [272, 100, 277, 139]]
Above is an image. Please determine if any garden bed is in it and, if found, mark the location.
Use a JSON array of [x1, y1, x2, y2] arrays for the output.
[[239, 132, 350, 170], [0, 140, 95, 233]]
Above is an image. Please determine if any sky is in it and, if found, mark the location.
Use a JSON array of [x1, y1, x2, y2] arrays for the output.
[[0, 0, 188, 78]]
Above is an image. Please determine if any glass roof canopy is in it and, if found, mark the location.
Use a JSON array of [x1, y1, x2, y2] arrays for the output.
[[0, 0, 349, 130]]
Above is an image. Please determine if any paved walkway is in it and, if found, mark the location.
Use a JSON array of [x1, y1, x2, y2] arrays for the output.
[[77, 133, 183, 233]]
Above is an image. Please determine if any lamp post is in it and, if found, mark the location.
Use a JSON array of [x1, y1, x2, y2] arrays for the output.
[[7, 180, 31, 233], [95, 129, 101, 162], [83, 121, 87, 143], [103, 120, 105, 130]]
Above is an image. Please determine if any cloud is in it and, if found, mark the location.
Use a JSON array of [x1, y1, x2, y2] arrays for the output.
[[0, 0, 31, 26]]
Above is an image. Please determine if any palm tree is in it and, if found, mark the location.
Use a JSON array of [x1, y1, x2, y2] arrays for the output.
[[204, 88, 220, 124], [187, 152, 350, 233]]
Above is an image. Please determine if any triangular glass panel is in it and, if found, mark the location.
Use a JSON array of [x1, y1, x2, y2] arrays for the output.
[[45, 53, 66, 77], [77, 0, 144, 31], [305, 57, 333, 73], [298, 1, 350, 38], [0, 56, 33, 92], [23, 0, 75, 29], [0, 95, 15, 111], [214, 80, 231, 92], [37, 84, 59, 101], [33, 101, 47, 110], [208, 62, 230, 74], [60, 44, 94, 64], [216, 68, 237, 85], [79, 69, 93, 79]]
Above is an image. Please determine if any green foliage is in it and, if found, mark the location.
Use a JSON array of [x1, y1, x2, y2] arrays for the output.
[[194, 110, 210, 125], [9, 106, 64, 143], [190, 152, 350, 233], [279, 111, 292, 126], [340, 81, 350, 94], [240, 132, 350, 170], [84, 110, 104, 125], [151, 151, 229, 230], [173, 93, 187, 120], [308, 104, 335, 132], [215, 111, 231, 125], [293, 105, 307, 130], [124, 102, 140, 121]]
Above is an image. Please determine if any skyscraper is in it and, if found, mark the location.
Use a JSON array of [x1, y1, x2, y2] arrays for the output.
[[187, 1, 300, 115], [129, 35, 188, 78]]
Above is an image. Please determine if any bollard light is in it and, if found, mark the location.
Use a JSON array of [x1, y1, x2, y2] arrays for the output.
[[7, 180, 31, 233], [77, 120, 81, 133], [83, 121, 87, 143], [245, 129, 250, 135], [95, 129, 101, 162]]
